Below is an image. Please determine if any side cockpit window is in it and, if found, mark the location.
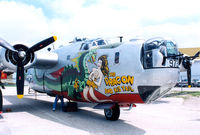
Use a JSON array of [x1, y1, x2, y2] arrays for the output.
[[80, 43, 89, 50], [80, 38, 108, 50], [115, 52, 120, 64], [97, 39, 106, 46], [92, 42, 97, 46], [165, 41, 178, 56]]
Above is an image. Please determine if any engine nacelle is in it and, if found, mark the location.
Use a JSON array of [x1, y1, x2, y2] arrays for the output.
[[0, 44, 58, 71], [0, 44, 34, 71], [33, 51, 58, 69]]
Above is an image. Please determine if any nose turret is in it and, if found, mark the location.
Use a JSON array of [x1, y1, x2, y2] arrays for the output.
[[141, 37, 179, 69], [138, 37, 180, 103]]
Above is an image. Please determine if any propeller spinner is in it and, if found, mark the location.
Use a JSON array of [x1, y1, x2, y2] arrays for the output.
[[0, 36, 57, 98]]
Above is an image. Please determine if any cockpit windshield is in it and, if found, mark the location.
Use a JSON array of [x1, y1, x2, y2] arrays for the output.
[[96, 39, 106, 46], [80, 38, 108, 50], [164, 41, 178, 56]]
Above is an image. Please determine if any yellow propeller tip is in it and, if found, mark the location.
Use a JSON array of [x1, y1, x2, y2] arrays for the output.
[[17, 95, 24, 99], [53, 36, 57, 41], [188, 85, 191, 88]]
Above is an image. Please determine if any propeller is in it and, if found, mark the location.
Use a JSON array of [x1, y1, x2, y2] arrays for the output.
[[0, 36, 57, 98], [0, 38, 17, 52], [182, 51, 200, 88]]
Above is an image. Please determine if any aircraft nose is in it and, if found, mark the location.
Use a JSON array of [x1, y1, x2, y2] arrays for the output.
[[137, 86, 160, 103]]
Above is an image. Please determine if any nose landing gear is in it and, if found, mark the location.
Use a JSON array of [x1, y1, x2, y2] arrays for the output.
[[104, 104, 120, 121]]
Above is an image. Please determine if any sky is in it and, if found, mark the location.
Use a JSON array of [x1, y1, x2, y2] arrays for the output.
[[0, 0, 200, 48]]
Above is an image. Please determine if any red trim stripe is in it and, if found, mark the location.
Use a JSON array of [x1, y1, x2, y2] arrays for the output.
[[52, 90, 144, 103]]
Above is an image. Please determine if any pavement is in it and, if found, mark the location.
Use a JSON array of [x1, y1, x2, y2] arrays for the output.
[[0, 86, 200, 135]]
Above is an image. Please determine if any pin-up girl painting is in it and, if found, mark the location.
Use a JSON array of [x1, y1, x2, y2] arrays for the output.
[[83, 55, 110, 102]]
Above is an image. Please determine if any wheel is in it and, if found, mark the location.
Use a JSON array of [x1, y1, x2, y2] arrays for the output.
[[104, 104, 120, 121], [62, 102, 78, 112], [0, 89, 2, 113]]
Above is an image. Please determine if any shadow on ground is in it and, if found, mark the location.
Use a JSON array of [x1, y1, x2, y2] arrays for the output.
[[2, 95, 145, 135], [152, 100, 169, 104]]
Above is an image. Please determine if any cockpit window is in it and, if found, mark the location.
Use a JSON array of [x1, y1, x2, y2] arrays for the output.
[[97, 40, 106, 46], [165, 41, 178, 56], [80, 38, 108, 50], [80, 43, 89, 50], [92, 42, 97, 46]]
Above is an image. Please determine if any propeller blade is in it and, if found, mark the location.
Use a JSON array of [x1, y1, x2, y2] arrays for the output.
[[183, 50, 200, 87], [0, 89, 2, 113], [191, 51, 200, 60], [187, 66, 191, 88], [16, 60, 24, 99], [27, 36, 57, 53], [0, 38, 16, 52]]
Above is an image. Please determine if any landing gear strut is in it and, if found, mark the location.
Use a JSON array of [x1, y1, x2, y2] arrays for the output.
[[0, 89, 2, 114], [104, 104, 120, 121]]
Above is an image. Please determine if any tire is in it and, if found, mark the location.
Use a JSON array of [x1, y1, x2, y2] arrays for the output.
[[104, 104, 120, 121], [0, 89, 2, 112], [62, 102, 78, 112]]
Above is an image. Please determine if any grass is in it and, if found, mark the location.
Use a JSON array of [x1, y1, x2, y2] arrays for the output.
[[165, 91, 200, 98], [190, 91, 200, 97]]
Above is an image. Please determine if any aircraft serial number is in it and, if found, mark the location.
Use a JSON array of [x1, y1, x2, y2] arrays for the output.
[[169, 59, 179, 68]]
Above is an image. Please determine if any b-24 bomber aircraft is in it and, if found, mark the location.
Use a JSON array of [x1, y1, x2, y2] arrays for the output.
[[0, 36, 199, 120]]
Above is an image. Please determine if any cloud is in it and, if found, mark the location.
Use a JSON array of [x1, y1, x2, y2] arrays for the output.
[[0, 1, 51, 45], [140, 22, 200, 47], [0, 0, 200, 48]]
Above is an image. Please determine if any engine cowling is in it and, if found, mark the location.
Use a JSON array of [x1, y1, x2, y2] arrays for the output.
[[0, 44, 35, 71]]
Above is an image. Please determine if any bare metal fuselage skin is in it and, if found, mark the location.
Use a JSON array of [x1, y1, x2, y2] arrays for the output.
[[27, 39, 179, 104]]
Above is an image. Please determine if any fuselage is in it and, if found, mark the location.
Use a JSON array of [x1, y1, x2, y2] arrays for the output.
[[27, 38, 180, 104]]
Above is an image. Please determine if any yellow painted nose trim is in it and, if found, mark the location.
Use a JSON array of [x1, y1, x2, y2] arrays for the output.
[[17, 95, 24, 99]]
